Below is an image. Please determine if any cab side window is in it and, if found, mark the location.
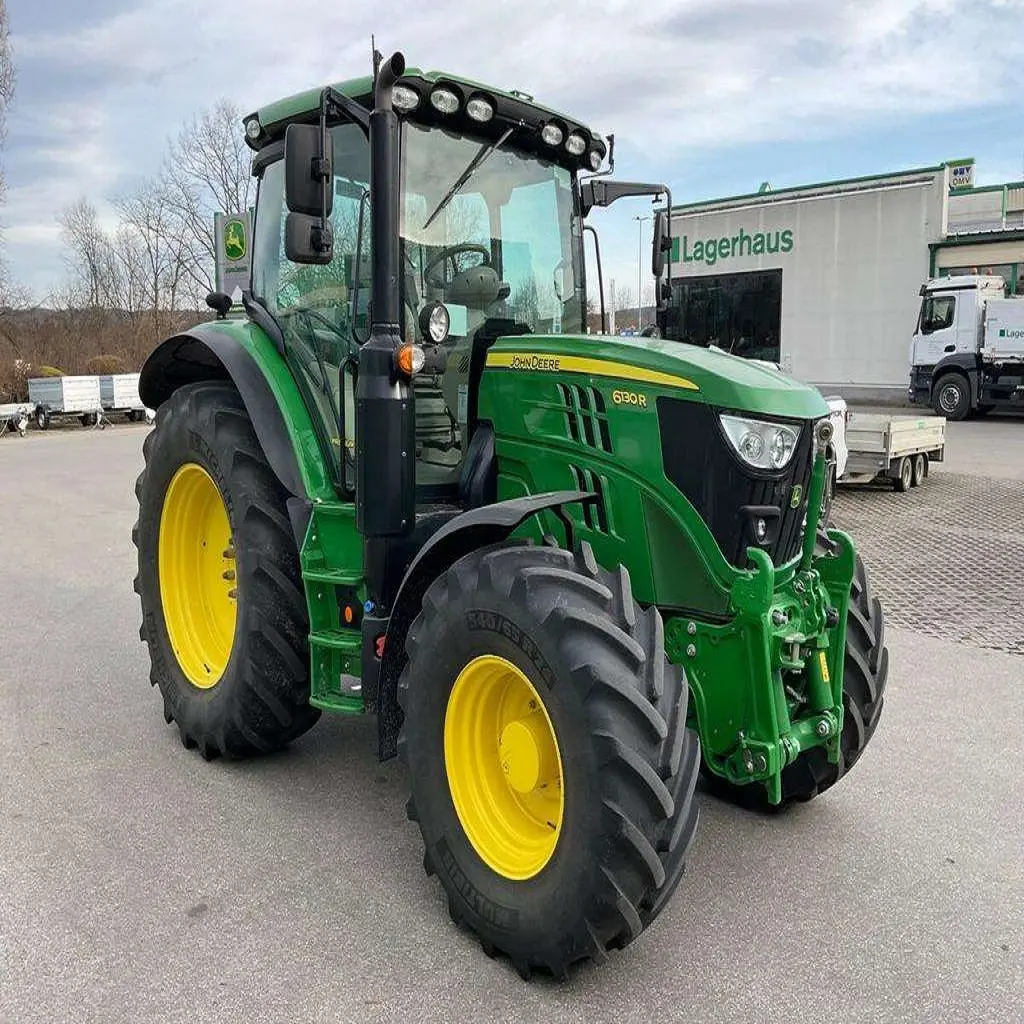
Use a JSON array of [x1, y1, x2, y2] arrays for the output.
[[251, 123, 370, 488], [920, 296, 955, 333]]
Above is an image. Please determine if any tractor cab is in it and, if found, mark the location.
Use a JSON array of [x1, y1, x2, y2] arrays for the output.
[[244, 68, 601, 504]]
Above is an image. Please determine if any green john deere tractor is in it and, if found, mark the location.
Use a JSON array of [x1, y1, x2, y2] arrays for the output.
[[133, 51, 888, 979]]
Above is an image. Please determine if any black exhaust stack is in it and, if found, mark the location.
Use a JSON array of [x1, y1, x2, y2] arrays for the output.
[[356, 50, 415, 558]]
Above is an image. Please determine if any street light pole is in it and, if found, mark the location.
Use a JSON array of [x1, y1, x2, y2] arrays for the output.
[[634, 214, 650, 332]]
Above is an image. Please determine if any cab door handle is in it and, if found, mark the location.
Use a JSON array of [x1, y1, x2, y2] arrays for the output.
[[943, 344, 956, 353]]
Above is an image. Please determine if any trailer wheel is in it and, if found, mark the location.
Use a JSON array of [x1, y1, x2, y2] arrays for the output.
[[132, 381, 320, 759], [932, 372, 970, 420], [35, 407, 50, 430], [911, 453, 927, 487], [894, 456, 912, 492], [398, 541, 700, 978]]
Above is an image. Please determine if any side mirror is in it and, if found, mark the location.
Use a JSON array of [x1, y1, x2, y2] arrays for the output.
[[653, 211, 672, 311], [285, 212, 333, 265], [652, 211, 670, 278], [284, 123, 334, 264], [285, 123, 332, 217]]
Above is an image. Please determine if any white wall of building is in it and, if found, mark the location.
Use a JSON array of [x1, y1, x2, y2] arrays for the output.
[[670, 170, 948, 396]]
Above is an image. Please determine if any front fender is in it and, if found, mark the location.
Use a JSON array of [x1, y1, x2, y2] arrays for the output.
[[139, 320, 336, 502], [375, 490, 595, 760]]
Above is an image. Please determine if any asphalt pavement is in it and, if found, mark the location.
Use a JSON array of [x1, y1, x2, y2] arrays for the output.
[[1, 425, 1021, 1023]]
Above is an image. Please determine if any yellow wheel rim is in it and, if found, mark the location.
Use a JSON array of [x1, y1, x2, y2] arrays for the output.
[[158, 463, 237, 689], [444, 654, 564, 881]]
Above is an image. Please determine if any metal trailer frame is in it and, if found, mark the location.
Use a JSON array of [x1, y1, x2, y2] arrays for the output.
[[0, 402, 34, 437], [99, 373, 153, 423], [841, 412, 947, 491], [27, 376, 107, 430]]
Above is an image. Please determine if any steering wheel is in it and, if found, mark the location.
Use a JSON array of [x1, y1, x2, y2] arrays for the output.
[[424, 243, 491, 290]]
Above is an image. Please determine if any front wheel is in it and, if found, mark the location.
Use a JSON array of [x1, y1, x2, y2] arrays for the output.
[[133, 381, 320, 758], [932, 372, 970, 420], [397, 541, 700, 978]]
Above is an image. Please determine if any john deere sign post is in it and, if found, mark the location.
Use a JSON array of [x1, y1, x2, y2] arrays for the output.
[[214, 211, 253, 306]]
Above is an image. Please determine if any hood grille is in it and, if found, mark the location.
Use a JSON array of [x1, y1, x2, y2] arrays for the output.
[[557, 383, 613, 454]]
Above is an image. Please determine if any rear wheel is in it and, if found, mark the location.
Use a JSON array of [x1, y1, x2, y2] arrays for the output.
[[132, 381, 320, 758], [398, 541, 700, 978], [911, 453, 927, 487], [893, 456, 912, 492], [35, 407, 49, 430]]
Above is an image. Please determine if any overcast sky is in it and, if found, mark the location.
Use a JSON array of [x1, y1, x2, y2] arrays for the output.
[[6, 0, 1024, 309]]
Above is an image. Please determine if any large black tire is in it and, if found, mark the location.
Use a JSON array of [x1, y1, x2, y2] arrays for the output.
[[704, 552, 888, 810], [932, 372, 970, 420], [397, 541, 701, 979], [132, 381, 320, 758]]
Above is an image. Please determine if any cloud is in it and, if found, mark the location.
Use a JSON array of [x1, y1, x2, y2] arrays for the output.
[[4, 0, 1024, 297]]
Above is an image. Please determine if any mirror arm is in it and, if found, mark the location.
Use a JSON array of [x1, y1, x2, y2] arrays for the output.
[[321, 86, 371, 130], [583, 224, 607, 334]]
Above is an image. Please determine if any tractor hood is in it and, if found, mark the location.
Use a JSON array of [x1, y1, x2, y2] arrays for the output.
[[486, 333, 830, 420]]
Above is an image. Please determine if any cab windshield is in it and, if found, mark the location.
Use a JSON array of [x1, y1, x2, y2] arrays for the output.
[[400, 122, 585, 343]]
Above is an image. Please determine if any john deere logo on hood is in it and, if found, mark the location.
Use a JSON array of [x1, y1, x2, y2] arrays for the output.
[[790, 484, 803, 509]]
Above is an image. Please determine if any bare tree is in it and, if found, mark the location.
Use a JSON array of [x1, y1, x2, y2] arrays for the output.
[[58, 199, 109, 307], [160, 100, 254, 295]]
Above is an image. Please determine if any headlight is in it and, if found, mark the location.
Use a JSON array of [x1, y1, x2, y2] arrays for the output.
[[419, 302, 450, 344], [588, 149, 603, 171], [719, 413, 800, 470]]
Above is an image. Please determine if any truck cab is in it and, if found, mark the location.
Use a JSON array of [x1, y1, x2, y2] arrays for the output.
[[908, 274, 1024, 419]]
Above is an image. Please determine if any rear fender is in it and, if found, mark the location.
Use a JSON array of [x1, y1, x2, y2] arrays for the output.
[[374, 490, 595, 760], [139, 320, 336, 504]]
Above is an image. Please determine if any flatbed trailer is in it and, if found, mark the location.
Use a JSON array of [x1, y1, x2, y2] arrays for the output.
[[840, 412, 946, 492], [27, 376, 104, 430], [0, 402, 34, 437]]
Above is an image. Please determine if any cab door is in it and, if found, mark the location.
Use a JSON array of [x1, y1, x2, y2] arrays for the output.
[[913, 291, 959, 365]]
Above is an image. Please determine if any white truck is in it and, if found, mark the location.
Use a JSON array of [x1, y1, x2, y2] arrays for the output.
[[908, 274, 1024, 420]]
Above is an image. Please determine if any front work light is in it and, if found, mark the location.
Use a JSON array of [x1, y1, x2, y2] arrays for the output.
[[719, 414, 800, 471], [541, 122, 564, 147], [588, 149, 603, 171], [430, 87, 460, 114], [565, 132, 587, 156], [393, 85, 421, 112], [466, 95, 494, 122], [419, 302, 451, 344]]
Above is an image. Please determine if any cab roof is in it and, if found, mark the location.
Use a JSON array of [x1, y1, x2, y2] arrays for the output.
[[243, 66, 607, 174]]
